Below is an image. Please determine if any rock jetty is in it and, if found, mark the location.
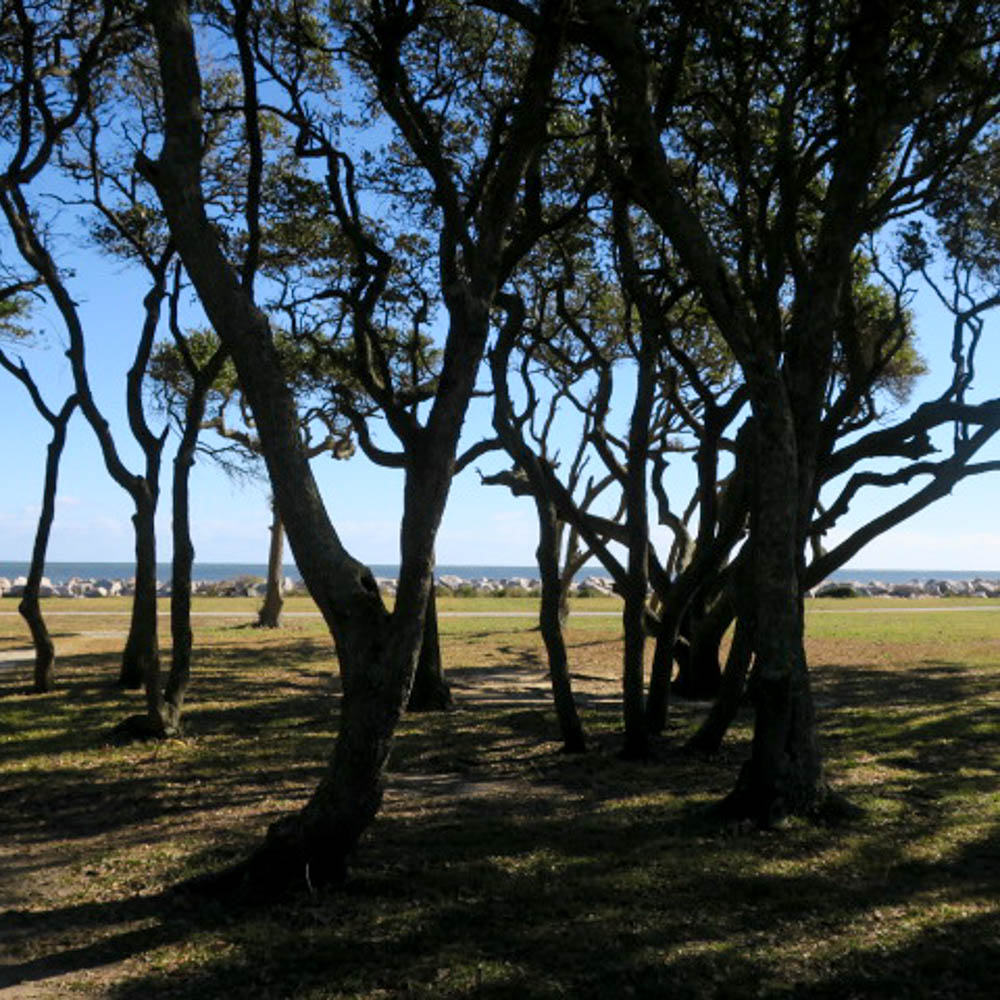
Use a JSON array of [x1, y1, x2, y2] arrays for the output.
[[808, 578, 1000, 598], [1, 573, 997, 599], [0, 575, 304, 599]]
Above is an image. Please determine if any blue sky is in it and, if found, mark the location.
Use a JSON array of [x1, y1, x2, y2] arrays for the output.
[[4, 196, 1000, 572]]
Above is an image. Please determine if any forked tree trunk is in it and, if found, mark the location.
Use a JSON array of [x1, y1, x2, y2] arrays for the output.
[[407, 586, 452, 711], [257, 499, 285, 628], [489, 298, 585, 753]]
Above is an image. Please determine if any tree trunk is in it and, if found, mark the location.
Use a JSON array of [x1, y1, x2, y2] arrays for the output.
[[644, 622, 675, 736], [407, 586, 452, 711], [620, 336, 655, 760], [161, 406, 202, 735], [120, 491, 160, 690], [16, 396, 76, 693], [673, 597, 730, 701], [719, 405, 827, 825], [536, 501, 586, 753], [686, 613, 753, 755], [257, 499, 285, 628]]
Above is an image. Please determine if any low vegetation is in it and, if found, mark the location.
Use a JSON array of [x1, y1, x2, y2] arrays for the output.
[[0, 597, 997, 998]]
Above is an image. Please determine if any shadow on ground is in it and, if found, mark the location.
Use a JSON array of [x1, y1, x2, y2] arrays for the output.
[[1, 633, 997, 998]]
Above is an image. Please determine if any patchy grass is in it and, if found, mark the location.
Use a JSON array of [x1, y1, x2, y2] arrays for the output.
[[0, 599, 997, 998]]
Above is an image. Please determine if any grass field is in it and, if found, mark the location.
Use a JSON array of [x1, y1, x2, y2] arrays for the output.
[[0, 596, 997, 998]]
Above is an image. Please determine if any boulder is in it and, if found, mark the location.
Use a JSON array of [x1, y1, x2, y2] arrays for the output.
[[815, 581, 862, 598], [436, 574, 466, 591]]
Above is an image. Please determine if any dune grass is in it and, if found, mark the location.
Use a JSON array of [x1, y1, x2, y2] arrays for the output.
[[0, 598, 997, 998]]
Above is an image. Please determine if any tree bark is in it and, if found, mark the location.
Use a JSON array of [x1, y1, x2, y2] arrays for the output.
[[119, 490, 160, 689], [256, 499, 285, 628], [406, 587, 452, 712], [719, 403, 826, 825]]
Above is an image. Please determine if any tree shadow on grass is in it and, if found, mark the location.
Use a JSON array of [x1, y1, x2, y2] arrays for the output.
[[3, 638, 997, 998], [52, 788, 992, 1000]]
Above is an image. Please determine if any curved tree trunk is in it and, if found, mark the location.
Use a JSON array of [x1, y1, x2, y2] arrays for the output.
[[256, 499, 285, 628], [407, 586, 452, 711], [21, 403, 74, 692]]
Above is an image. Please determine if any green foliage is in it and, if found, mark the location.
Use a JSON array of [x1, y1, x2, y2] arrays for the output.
[[0, 294, 33, 343]]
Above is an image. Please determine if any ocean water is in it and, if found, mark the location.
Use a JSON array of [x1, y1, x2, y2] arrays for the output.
[[1, 561, 999, 585]]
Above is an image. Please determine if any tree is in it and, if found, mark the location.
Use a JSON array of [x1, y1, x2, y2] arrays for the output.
[[0, 288, 76, 693], [140, 0, 576, 892], [557, 0, 1000, 823], [0, 0, 171, 703]]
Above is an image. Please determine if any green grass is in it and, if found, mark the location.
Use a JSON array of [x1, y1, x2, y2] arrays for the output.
[[0, 599, 997, 998]]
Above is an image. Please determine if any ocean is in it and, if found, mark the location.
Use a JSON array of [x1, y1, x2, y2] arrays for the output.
[[1, 561, 998, 585]]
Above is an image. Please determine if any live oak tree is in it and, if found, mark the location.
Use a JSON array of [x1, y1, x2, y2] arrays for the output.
[[0, 0, 176, 705], [140, 0, 576, 892], [558, 0, 1000, 823]]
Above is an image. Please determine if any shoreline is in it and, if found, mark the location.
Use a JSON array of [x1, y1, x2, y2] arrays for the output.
[[3, 571, 1000, 600]]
